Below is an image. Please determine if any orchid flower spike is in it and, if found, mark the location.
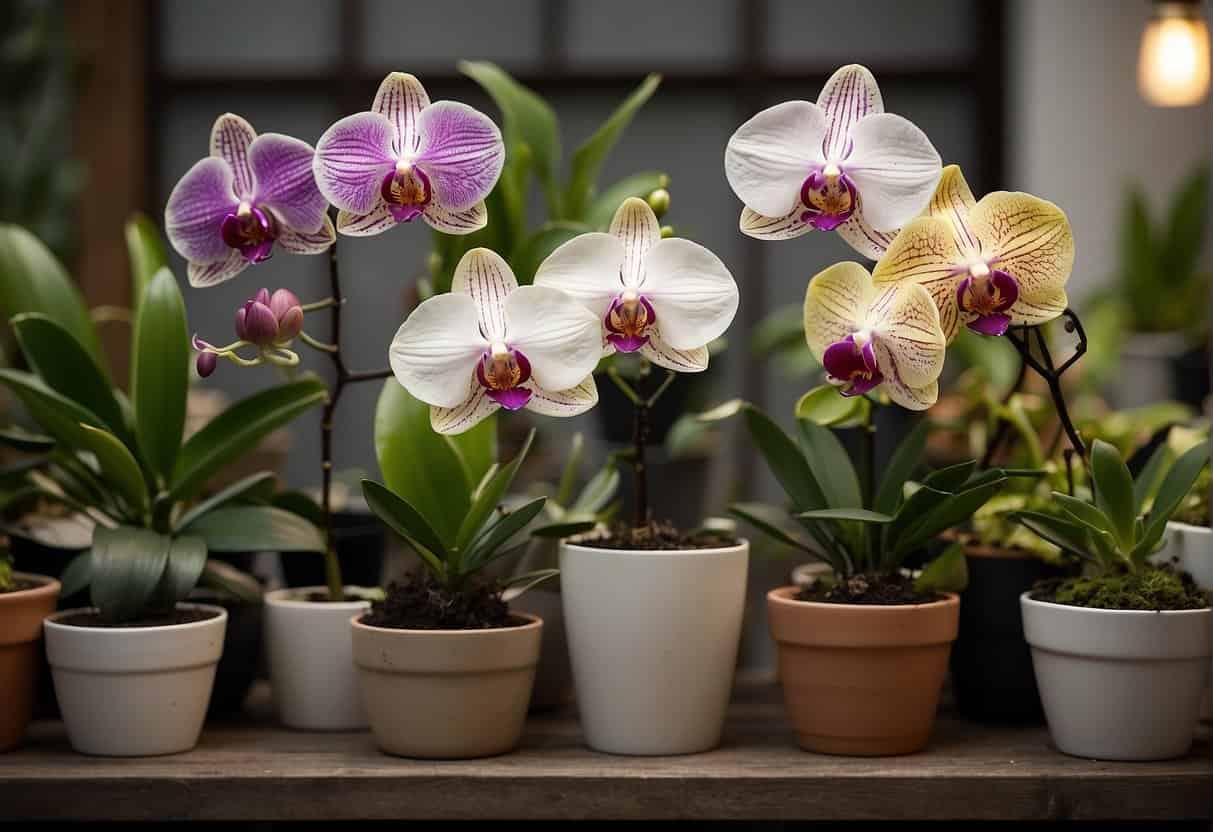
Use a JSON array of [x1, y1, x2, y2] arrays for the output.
[[871, 165, 1075, 340], [389, 248, 603, 435], [314, 72, 505, 237], [724, 64, 942, 258], [532, 197, 739, 373], [804, 262, 946, 411], [165, 114, 334, 287]]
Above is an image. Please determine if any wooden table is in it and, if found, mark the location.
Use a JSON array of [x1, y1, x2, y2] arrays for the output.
[[1, 681, 1209, 822]]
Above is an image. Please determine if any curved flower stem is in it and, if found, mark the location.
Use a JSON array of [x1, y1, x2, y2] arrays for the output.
[[1004, 308, 1088, 462], [606, 362, 678, 531], [298, 332, 338, 353]]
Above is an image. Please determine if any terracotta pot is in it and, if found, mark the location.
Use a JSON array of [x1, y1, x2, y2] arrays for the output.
[[0, 574, 60, 751], [767, 586, 959, 756], [352, 613, 542, 759]]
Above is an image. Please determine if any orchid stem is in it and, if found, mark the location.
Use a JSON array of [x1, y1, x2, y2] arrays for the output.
[[1005, 308, 1087, 460], [298, 332, 339, 353], [302, 297, 339, 313], [607, 362, 676, 531]]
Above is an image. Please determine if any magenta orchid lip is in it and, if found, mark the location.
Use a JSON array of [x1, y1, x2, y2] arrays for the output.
[[475, 343, 533, 411], [956, 266, 1020, 337], [604, 291, 657, 353], [800, 164, 858, 231], [822, 332, 883, 397]]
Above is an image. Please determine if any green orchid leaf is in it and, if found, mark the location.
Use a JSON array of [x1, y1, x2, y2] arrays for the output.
[[739, 404, 826, 512], [794, 384, 863, 427], [586, 171, 669, 230], [1138, 439, 1210, 560], [1090, 439, 1136, 547], [175, 471, 277, 532], [798, 507, 894, 523], [510, 221, 591, 285], [1052, 492, 1115, 538], [464, 496, 548, 572], [499, 567, 560, 598], [125, 213, 168, 311], [874, 418, 930, 515], [181, 505, 325, 553], [530, 520, 596, 539], [554, 433, 586, 508], [445, 412, 498, 495], [59, 550, 92, 598], [457, 429, 536, 555], [131, 268, 189, 483], [90, 525, 170, 623], [0, 425, 55, 453], [922, 461, 978, 493], [570, 464, 620, 516], [914, 542, 968, 594], [150, 533, 207, 609], [0, 369, 108, 450], [729, 502, 816, 554], [171, 377, 328, 503], [1133, 441, 1172, 513], [75, 423, 148, 516], [1011, 510, 1097, 561], [894, 479, 1006, 558], [361, 479, 448, 579], [198, 558, 262, 603], [797, 419, 862, 509]]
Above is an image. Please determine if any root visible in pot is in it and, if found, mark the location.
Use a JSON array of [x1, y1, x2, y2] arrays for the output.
[[798, 571, 943, 606], [360, 572, 524, 630]]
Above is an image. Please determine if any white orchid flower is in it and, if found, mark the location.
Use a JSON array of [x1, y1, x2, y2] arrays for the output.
[[724, 64, 942, 259], [389, 248, 602, 435], [532, 197, 739, 373]]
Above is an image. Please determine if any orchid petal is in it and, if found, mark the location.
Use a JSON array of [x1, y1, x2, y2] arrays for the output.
[[636, 237, 738, 351], [430, 381, 500, 435], [867, 284, 946, 388], [276, 214, 336, 254], [504, 285, 603, 393], [313, 111, 396, 215], [969, 191, 1075, 304], [523, 377, 599, 418], [639, 329, 710, 372], [248, 133, 327, 234], [836, 205, 897, 259], [872, 345, 939, 411], [803, 261, 873, 359], [610, 197, 662, 287], [1012, 287, 1069, 327], [209, 113, 257, 200], [373, 72, 430, 157], [389, 293, 488, 408], [724, 100, 826, 218], [187, 250, 247, 288], [927, 164, 980, 256], [871, 216, 963, 341], [165, 156, 240, 265], [414, 101, 505, 212], [450, 248, 518, 341], [533, 232, 623, 314], [336, 205, 397, 237], [422, 196, 488, 235], [738, 205, 814, 241], [817, 64, 883, 162], [844, 112, 941, 231]]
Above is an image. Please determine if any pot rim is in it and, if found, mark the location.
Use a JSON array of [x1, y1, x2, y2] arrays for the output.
[[559, 538, 749, 558], [1165, 520, 1211, 535], [351, 610, 542, 636], [44, 602, 229, 633], [767, 584, 960, 611], [264, 585, 375, 609], [1019, 591, 1212, 616], [0, 571, 61, 603]]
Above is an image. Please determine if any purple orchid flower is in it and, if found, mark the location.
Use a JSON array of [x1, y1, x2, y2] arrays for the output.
[[165, 113, 334, 288], [313, 72, 505, 237]]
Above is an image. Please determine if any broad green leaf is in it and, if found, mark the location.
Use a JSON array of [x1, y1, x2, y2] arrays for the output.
[[1090, 439, 1136, 547], [741, 404, 826, 512], [171, 377, 328, 503], [0, 425, 55, 453], [554, 433, 586, 508], [1133, 441, 1172, 512], [59, 551, 92, 598], [885, 485, 955, 556], [1138, 439, 1210, 559], [272, 489, 325, 526], [510, 221, 590, 285], [530, 520, 597, 539], [457, 429, 536, 554], [797, 419, 862, 508], [125, 213, 168, 310], [729, 502, 827, 565], [893, 479, 1007, 558], [798, 507, 893, 523], [75, 423, 148, 516], [570, 464, 620, 516], [499, 568, 560, 598], [181, 505, 326, 553], [915, 542, 968, 594], [175, 471, 277, 532], [795, 384, 864, 427], [361, 479, 447, 579], [131, 268, 189, 482], [374, 380, 473, 546], [199, 559, 262, 603], [11, 314, 128, 440], [922, 461, 978, 493], [464, 496, 547, 572], [586, 171, 669, 230], [0, 368, 107, 449], [1052, 492, 1115, 538], [0, 223, 103, 364], [446, 413, 497, 494], [90, 525, 170, 623], [874, 418, 930, 515], [150, 534, 207, 609], [564, 73, 661, 220], [1012, 510, 1098, 562], [459, 60, 562, 215]]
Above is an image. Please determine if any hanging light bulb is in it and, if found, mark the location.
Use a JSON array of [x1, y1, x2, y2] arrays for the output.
[[1139, 1, 1211, 107]]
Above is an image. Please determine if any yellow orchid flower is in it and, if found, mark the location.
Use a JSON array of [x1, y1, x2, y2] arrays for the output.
[[803, 262, 946, 411], [872, 165, 1075, 341]]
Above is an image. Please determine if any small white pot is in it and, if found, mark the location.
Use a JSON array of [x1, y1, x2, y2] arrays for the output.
[[264, 587, 370, 731], [43, 604, 227, 756], [1021, 593, 1212, 760], [560, 540, 748, 755], [1156, 521, 1213, 718]]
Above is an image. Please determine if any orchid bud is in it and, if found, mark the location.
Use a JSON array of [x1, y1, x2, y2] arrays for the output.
[[253, 287, 271, 307], [646, 188, 670, 219], [234, 305, 249, 341], [196, 351, 218, 378], [660, 224, 674, 239], [242, 300, 280, 346], [269, 288, 300, 320], [277, 305, 304, 341]]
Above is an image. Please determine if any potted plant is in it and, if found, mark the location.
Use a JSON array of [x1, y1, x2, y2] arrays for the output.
[[1013, 438, 1210, 760], [0, 547, 59, 751]]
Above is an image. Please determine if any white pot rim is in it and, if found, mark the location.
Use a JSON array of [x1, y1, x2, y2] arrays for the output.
[[1165, 520, 1211, 535], [44, 602, 228, 633], [350, 611, 542, 636], [1020, 591, 1212, 616], [560, 538, 748, 558], [264, 585, 374, 609]]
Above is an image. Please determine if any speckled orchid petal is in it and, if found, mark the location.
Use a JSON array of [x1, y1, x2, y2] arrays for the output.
[[843, 113, 942, 231], [188, 250, 247, 288], [610, 197, 662, 287], [210, 113, 257, 199], [836, 207, 898, 260], [430, 379, 500, 435], [638, 330, 710, 373], [738, 204, 815, 241], [451, 247, 517, 341], [389, 292, 489, 409], [533, 232, 624, 316], [817, 64, 884, 162], [803, 261, 873, 359], [926, 164, 980, 257], [522, 377, 599, 418], [414, 101, 505, 212], [422, 195, 488, 235], [636, 237, 738, 351], [872, 342, 939, 410], [165, 157, 240, 266], [373, 72, 430, 157], [277, 214, 336, 254], [725, 100, 827, 218], [313, 111, 397, 216], [335, 205, 396, 237], [248, 133, 328, 234], [503, 285, 603, 394], [866, 283, 947, 388], [871, 215, 964, 341]]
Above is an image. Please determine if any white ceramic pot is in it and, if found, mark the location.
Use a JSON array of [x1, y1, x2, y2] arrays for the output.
[[264, 587, 370, 731], [1021, 593, 1212, 760], [560, 540, 748, 755], [1156, 520, 1213, 718], [352, 612, 542, 758], [43, 604, 227, 756]]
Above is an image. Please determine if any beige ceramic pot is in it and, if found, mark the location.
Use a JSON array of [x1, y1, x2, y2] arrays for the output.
[[351, 613, 542, 759], [0, 573, 60, 751], [767, 586, 959, 756]]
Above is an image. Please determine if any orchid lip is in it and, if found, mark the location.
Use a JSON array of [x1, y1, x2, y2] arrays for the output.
[[604, 292, 656, 351], [475, 342, 532, 409], [821, 333, 883, 397], [220, 205, 276, 263], [957, 268, 1019, 336], [800, 165, 858, 231], [381, 163, 432, 223]]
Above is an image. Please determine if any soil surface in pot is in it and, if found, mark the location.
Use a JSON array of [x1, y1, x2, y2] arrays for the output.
[[54, 608, 220, 628], [302, 591, 372, 603], [799, 572, 942, 606], [0, 578, 42, 593], [1031, 566, 1209, 610], [361, 573, 525, 630], [574, 520, 739, 551]]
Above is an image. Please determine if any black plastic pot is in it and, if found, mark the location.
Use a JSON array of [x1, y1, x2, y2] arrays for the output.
[[950, 545, 1069, 723], [189, 589, 264, 716], [280, 510, 387, 589]]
